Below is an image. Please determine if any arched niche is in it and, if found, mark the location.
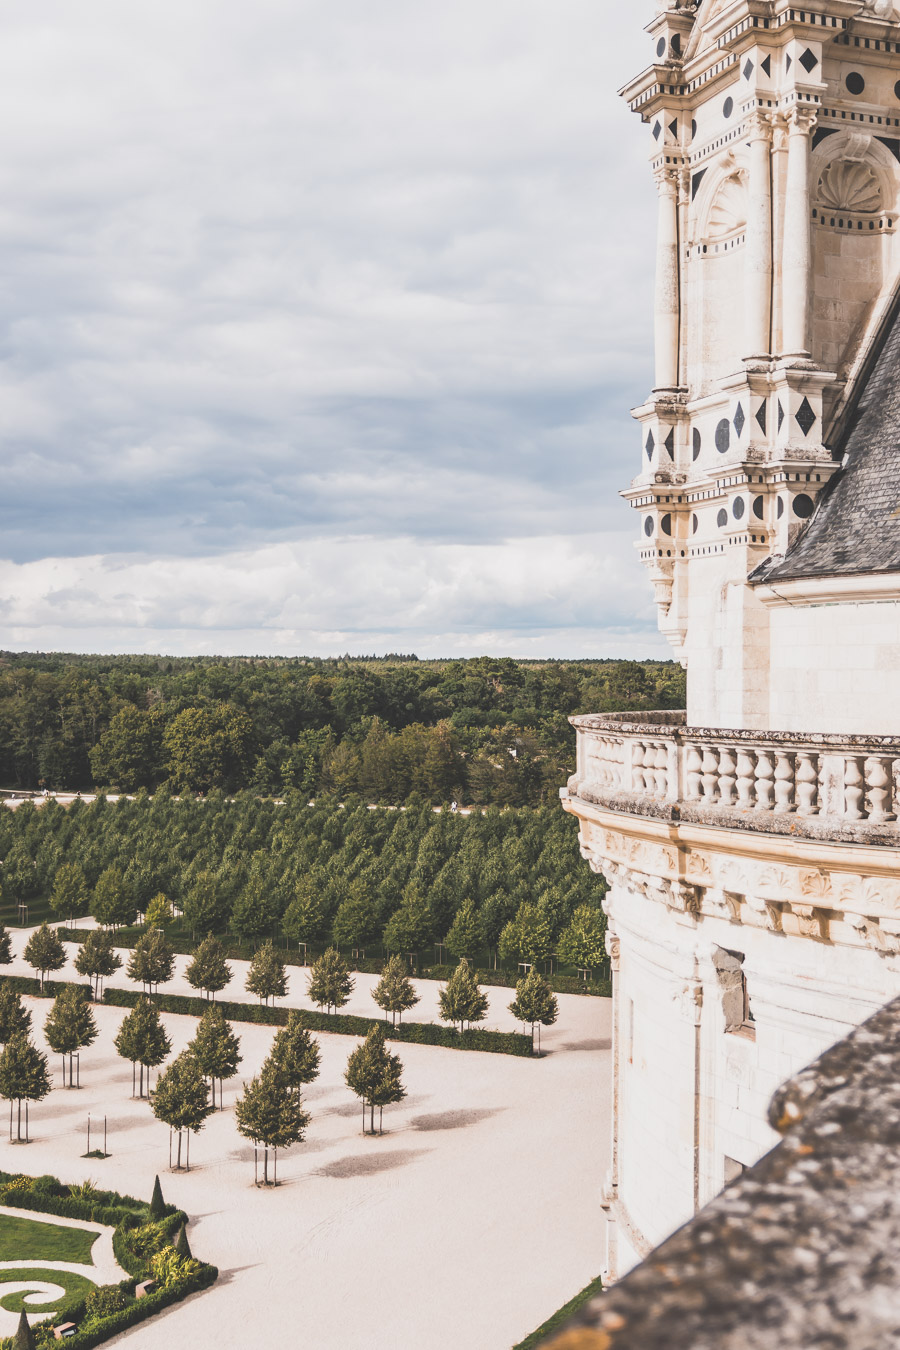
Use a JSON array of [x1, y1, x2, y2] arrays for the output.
[[685, 155, 749, 393], [810, 131, 899, 376]]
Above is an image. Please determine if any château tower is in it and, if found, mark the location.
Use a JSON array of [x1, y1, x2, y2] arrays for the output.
[[562, 0, 900, 1283], [622, 0, 900, 733]]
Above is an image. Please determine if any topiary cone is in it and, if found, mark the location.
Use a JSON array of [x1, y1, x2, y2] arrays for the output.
[[14, 1308, 36, 1350], [149, 1174, 166, 1219], [174, 1223, 192, 1259]]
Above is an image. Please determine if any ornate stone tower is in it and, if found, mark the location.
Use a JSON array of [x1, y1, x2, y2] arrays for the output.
[[563, 0, 900, 1283], [622, 0, 900, 732]]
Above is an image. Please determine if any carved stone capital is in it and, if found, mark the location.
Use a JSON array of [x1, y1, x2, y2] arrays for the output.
[[606, 932, 621, 971], [791, 903, 828, 941], [788, 106, 818, 136]]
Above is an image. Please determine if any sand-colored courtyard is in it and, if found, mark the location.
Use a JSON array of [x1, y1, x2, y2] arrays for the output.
[[1, 928, 611, 1349]]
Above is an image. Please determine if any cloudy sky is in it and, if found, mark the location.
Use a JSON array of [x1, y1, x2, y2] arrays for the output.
[[0, 0, 663, 659]]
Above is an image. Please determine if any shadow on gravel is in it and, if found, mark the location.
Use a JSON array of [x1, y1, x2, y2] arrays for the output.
[[560, 1038, 611, 1052], [409, 1108, 501, 1132], [316, 1149, 426, 1179]]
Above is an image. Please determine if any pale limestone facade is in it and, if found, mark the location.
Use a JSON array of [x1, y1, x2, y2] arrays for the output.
[[563, 0, 900, 1281]]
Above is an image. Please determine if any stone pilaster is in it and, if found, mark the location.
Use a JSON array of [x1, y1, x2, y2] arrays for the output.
[[781, 108, 817, 360]]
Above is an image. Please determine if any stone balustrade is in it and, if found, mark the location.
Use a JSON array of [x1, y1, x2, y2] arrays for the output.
[[569, 711, 900, 842]]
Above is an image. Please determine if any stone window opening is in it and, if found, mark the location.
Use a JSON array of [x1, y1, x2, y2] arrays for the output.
[[713, 947, 756, 1041]]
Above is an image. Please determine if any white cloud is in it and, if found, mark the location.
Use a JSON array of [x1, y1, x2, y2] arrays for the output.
[[0, 0, 663, 656]]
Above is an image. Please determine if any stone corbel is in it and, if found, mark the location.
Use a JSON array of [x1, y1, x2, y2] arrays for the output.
[[744, 893, 784, 933], [846, 913, 900, 955], [703, 888, 742, 923], [606, 932, 621, 971], [664, 880, 702, 918], [673, 980, 703, 1025], [791, 903, 829, 941]]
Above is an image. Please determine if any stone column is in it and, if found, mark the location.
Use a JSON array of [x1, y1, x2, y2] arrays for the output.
[[781, 108, 817, 358], [654, 168, 681, 388], [745, 114, 773, 357], [771, 119, 789, 356]]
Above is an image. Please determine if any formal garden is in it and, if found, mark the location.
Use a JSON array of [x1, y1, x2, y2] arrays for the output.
[[0, 1171, 215, 1348]]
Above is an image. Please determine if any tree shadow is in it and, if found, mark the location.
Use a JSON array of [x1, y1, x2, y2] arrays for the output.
[[409, 1108, 502, 1132], [315, 1149, 425, 1179], [560, 1038, 611, 1052]]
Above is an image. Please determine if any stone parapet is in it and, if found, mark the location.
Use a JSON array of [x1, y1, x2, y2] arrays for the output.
[[536, 990, 900, 1349], [568, 709, 900, 846]]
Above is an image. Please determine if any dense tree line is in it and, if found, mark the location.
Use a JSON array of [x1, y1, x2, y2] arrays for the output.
[[0, 793, 606, 971], [0, 652, 685, 804]]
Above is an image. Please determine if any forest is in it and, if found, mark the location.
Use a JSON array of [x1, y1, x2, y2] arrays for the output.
[[1, 793, 608, 977], [0, 652, 685, 805]]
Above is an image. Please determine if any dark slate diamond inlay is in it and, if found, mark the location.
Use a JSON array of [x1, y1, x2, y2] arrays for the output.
[[761, 55, 772, 78], [743, 58, 754, 80], [756, 401, 767, 434], [795, 397, 816, 437], [785, 52, 792, 72], [799, 47, 819, 74], [669, 119, 678, 138], [733, 403, 745, 438], [777, 400, 785, 432], [664, 428, 675, 459], [646, 430, 656, 460], [653, 121, 662, 141]]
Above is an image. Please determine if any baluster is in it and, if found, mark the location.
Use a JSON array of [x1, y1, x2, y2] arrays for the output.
[[652, 743, 668, 799], [685, 744, 703, 802], [795, 752, 819, 817], [843, 756, 867, 821], [631, 740, 646, 795], [701, 746, 720, 804], [718, 745, 737, 807], [774, 751, 796, 814], [865, 756, 896, 823], [755, 750, 776, 811], [736, 749, 756, 809]]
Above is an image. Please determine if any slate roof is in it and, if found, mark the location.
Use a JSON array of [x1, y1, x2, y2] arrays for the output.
[[752, 291, 900, 584]]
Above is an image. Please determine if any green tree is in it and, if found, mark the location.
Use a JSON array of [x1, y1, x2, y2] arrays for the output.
[[344, 1025, 406, 1135], [126, 930, 176, 997], [444, 897, 484, 961], [0, 1034, 51, 1142], [2, 841, 38, 904], [92, 866, 135, 930], [185, 935, 232, 1001], [508, 967, 559, 1055], [22, 923, 66, 991], [235, 1062, 310, 1185], [189, 1005, 242, 1110], [0, 926, 11, 967], [49, 863, 89, 925], [14, 1307, 36, 1350], [162, 703, 254, 793], [152, 1050, 214, 1170], [114, 997, 172, 1098], [73, 928, 123, 999], [383, 886, 433, 963], [89, 706, 162, 792], [245, 943, 288, 1006], [498, 900, 554, 966], [331, 880, 380, 956], [268, 1013, 321, 1098], [557, 904, 607, 973], [0, 987, 31, 1046], [282, 878, 327, 950], [183, 870, 230, 936], [438, 959, 489, 1033], [149, 1174, 166, 1220], [306, 948, 354, 1015], [371, 954, 420, 1028], [44, 986, 99, 1086], [144, 893, 175, 930], [230, 879, 276, 945]]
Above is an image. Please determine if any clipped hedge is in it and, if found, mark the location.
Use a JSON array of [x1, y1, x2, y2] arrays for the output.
[[32, 1265, 219, 1350], [420, 965, 611, 998], [100, 986, 533, 1057]]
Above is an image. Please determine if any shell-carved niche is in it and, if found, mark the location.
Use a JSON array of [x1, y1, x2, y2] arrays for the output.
[[817, 160, 883, 214], [706, 173, 748, 243]]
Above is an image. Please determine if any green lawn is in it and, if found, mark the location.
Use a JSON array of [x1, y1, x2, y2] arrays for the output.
[[513, 1274, 604, 1350], [0, 1213, 98, 1264], [0, 1267, 95, 1313]]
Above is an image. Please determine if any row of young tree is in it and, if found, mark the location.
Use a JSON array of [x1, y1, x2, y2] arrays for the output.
[[0, 652, 685, 800], [0, 951, 559, 1180], [2, 796, 609, 974]]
